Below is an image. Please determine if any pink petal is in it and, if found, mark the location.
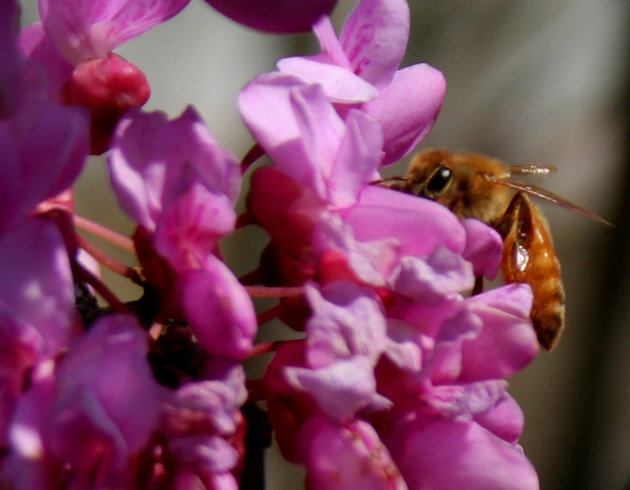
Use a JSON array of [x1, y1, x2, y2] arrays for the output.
[[7, 101, 88, 225], [328, 109, 383, 206], [300, 416, 406, 490], [462, 219, 504, 280], [388, 415, 539, 490], [154, 182, 236, 271], [304, 281, 387, 367], [40, 0, 190, 64], [176, 257, 256, 359], [55, 314, 166, 453], [362, 64, 446, 165], [239, 73, 344, 198], [17, 22, 74, 101], [285, 357, 389, 419], [473, 393, 524, 445], [342, 185, 466, 257], [0, 219, 75, 357], [277, 56, 378, 104], [312, 16, 352, 69], [459, 284, 539, 381], [339, 0, 410, 88]]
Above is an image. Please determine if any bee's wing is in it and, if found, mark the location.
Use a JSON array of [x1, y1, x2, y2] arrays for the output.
[[485, 176, 612, 226], [508, 164, 557, 177]]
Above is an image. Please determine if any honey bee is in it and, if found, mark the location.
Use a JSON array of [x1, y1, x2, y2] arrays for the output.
[[379, 148, 610, 350]]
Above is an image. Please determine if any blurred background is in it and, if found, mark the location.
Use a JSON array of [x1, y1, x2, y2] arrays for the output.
[[19, 0, 630, 488]]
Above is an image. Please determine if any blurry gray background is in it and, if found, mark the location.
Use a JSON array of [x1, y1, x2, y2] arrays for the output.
[[19, 0, 630, 488]]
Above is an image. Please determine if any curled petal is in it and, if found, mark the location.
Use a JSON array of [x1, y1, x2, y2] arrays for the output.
[[304, 281, 387, 367], [391, 247, 474, 304], [285, 357, 390, 420], [239, 73, 344, 198], [108, 106, 239, 231], [362, 64, 446, 165]]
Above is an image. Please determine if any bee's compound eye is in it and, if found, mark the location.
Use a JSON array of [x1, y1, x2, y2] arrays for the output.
[[423, 165, 453, 197]]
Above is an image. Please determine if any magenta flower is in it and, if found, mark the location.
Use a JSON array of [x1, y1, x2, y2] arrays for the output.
[[203, 0, 338, 33], [276, 0, 446, 164]]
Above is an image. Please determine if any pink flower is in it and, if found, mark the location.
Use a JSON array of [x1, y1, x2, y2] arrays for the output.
[[5, 316, 167, 490], [277, 0, 446, 164], [299, 416, 406, 490], [19, 0, 189, 152], [108, 106, 240, 271], [203, 0, 338, 33]]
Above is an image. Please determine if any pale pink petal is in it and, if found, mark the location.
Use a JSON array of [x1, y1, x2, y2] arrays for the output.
[[239, 73, 344, 198], [339, 0, 410, 88], [312, 16, 352, 68], [277, 56, 378, 103]]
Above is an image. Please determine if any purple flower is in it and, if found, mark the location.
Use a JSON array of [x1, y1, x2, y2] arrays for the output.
[[203, 0, 337, 33]]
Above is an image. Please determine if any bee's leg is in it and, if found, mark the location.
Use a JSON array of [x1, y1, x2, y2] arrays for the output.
[[472, 276, 484, 295], [495, 192, 534, 275]]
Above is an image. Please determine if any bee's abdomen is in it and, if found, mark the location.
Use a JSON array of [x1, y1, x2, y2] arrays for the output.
[[499, 194, 565, 350]]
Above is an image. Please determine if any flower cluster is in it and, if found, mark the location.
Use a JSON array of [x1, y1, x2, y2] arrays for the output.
[[0, 0, 542, 488]]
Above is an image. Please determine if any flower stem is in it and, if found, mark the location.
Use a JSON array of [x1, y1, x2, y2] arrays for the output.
[[245, 285, 303, 298], [76, 234, 144, 283], [241, 143, 265, 174], [74, 214, 135, 251]]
